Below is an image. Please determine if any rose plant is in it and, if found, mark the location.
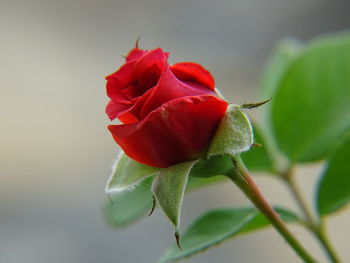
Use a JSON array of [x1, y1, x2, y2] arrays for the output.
[[103, 33, 350, 263]]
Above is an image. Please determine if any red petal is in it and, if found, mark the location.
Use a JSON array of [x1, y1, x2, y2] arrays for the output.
[[106, 100, 138, 123], [118, 112, 138, 124], [171, 62, 215, 90], [108, 95, 228, 167], [130, 48, 168, 80], [105, 76, 130, 103], [105, 60, 134, 83], [105, 49, 170, 122], [129, 66, 217, 120], [105, 100, 130, 121], [125, 48, 147, 62]]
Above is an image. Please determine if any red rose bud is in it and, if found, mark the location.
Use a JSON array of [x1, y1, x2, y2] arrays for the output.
[[105, 47, 228, 167]]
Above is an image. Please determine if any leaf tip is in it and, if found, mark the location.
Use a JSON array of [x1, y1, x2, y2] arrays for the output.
[[241, 98, 272, 109], [148, 195, 156, 216], [175, 231, 182, 250]]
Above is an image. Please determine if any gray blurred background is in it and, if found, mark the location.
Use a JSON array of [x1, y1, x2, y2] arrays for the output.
[[1, 0, 350, 262]]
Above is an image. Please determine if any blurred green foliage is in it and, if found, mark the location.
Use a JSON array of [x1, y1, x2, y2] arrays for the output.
[[317, 133, 350, 215], [271, 34, 350, 162]]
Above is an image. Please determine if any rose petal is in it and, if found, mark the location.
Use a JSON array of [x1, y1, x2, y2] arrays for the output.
[[105, 49, 170, 121], [129, 66, 217, 120], [125, 48, 147, 62], [130, 48, 168, 81], [108, 95, 228, 167], [105, 100, 129, 120], [106, 77, 130, 103], [105, 100, 139, 123], [171, 62, 215, 90], [118, 112, 139, 124]]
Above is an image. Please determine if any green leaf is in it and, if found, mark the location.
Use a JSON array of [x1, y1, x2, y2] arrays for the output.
[[158, 207, 299, 263], [239, 207, 299, 233], [260, 38, 303, 98], [152, 161, 198, 232], [208, 105, 253, 158], [317, 133, 350, 215], [271, 33, 350, 162], [103, 176, 154, 227], [105, 153, 160, 194], [241, 123, 274, 172]]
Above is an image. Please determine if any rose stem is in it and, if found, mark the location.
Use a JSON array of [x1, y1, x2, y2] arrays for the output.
[[228, 156, 317, 263], [281, 167, 340, 263]]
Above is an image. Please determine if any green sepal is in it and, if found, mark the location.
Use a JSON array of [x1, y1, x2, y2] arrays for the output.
[[189, 154, 234, 178], [208, 105, 254, 158], [152, 160, 198, 232], [103, 154, 229, 228], [105, 152, 160, 194], [103, 176, 154, 227], [103, 174, 228, 228]]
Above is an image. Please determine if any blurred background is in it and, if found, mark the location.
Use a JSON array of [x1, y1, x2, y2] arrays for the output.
[[1, 0, 350, 262]]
